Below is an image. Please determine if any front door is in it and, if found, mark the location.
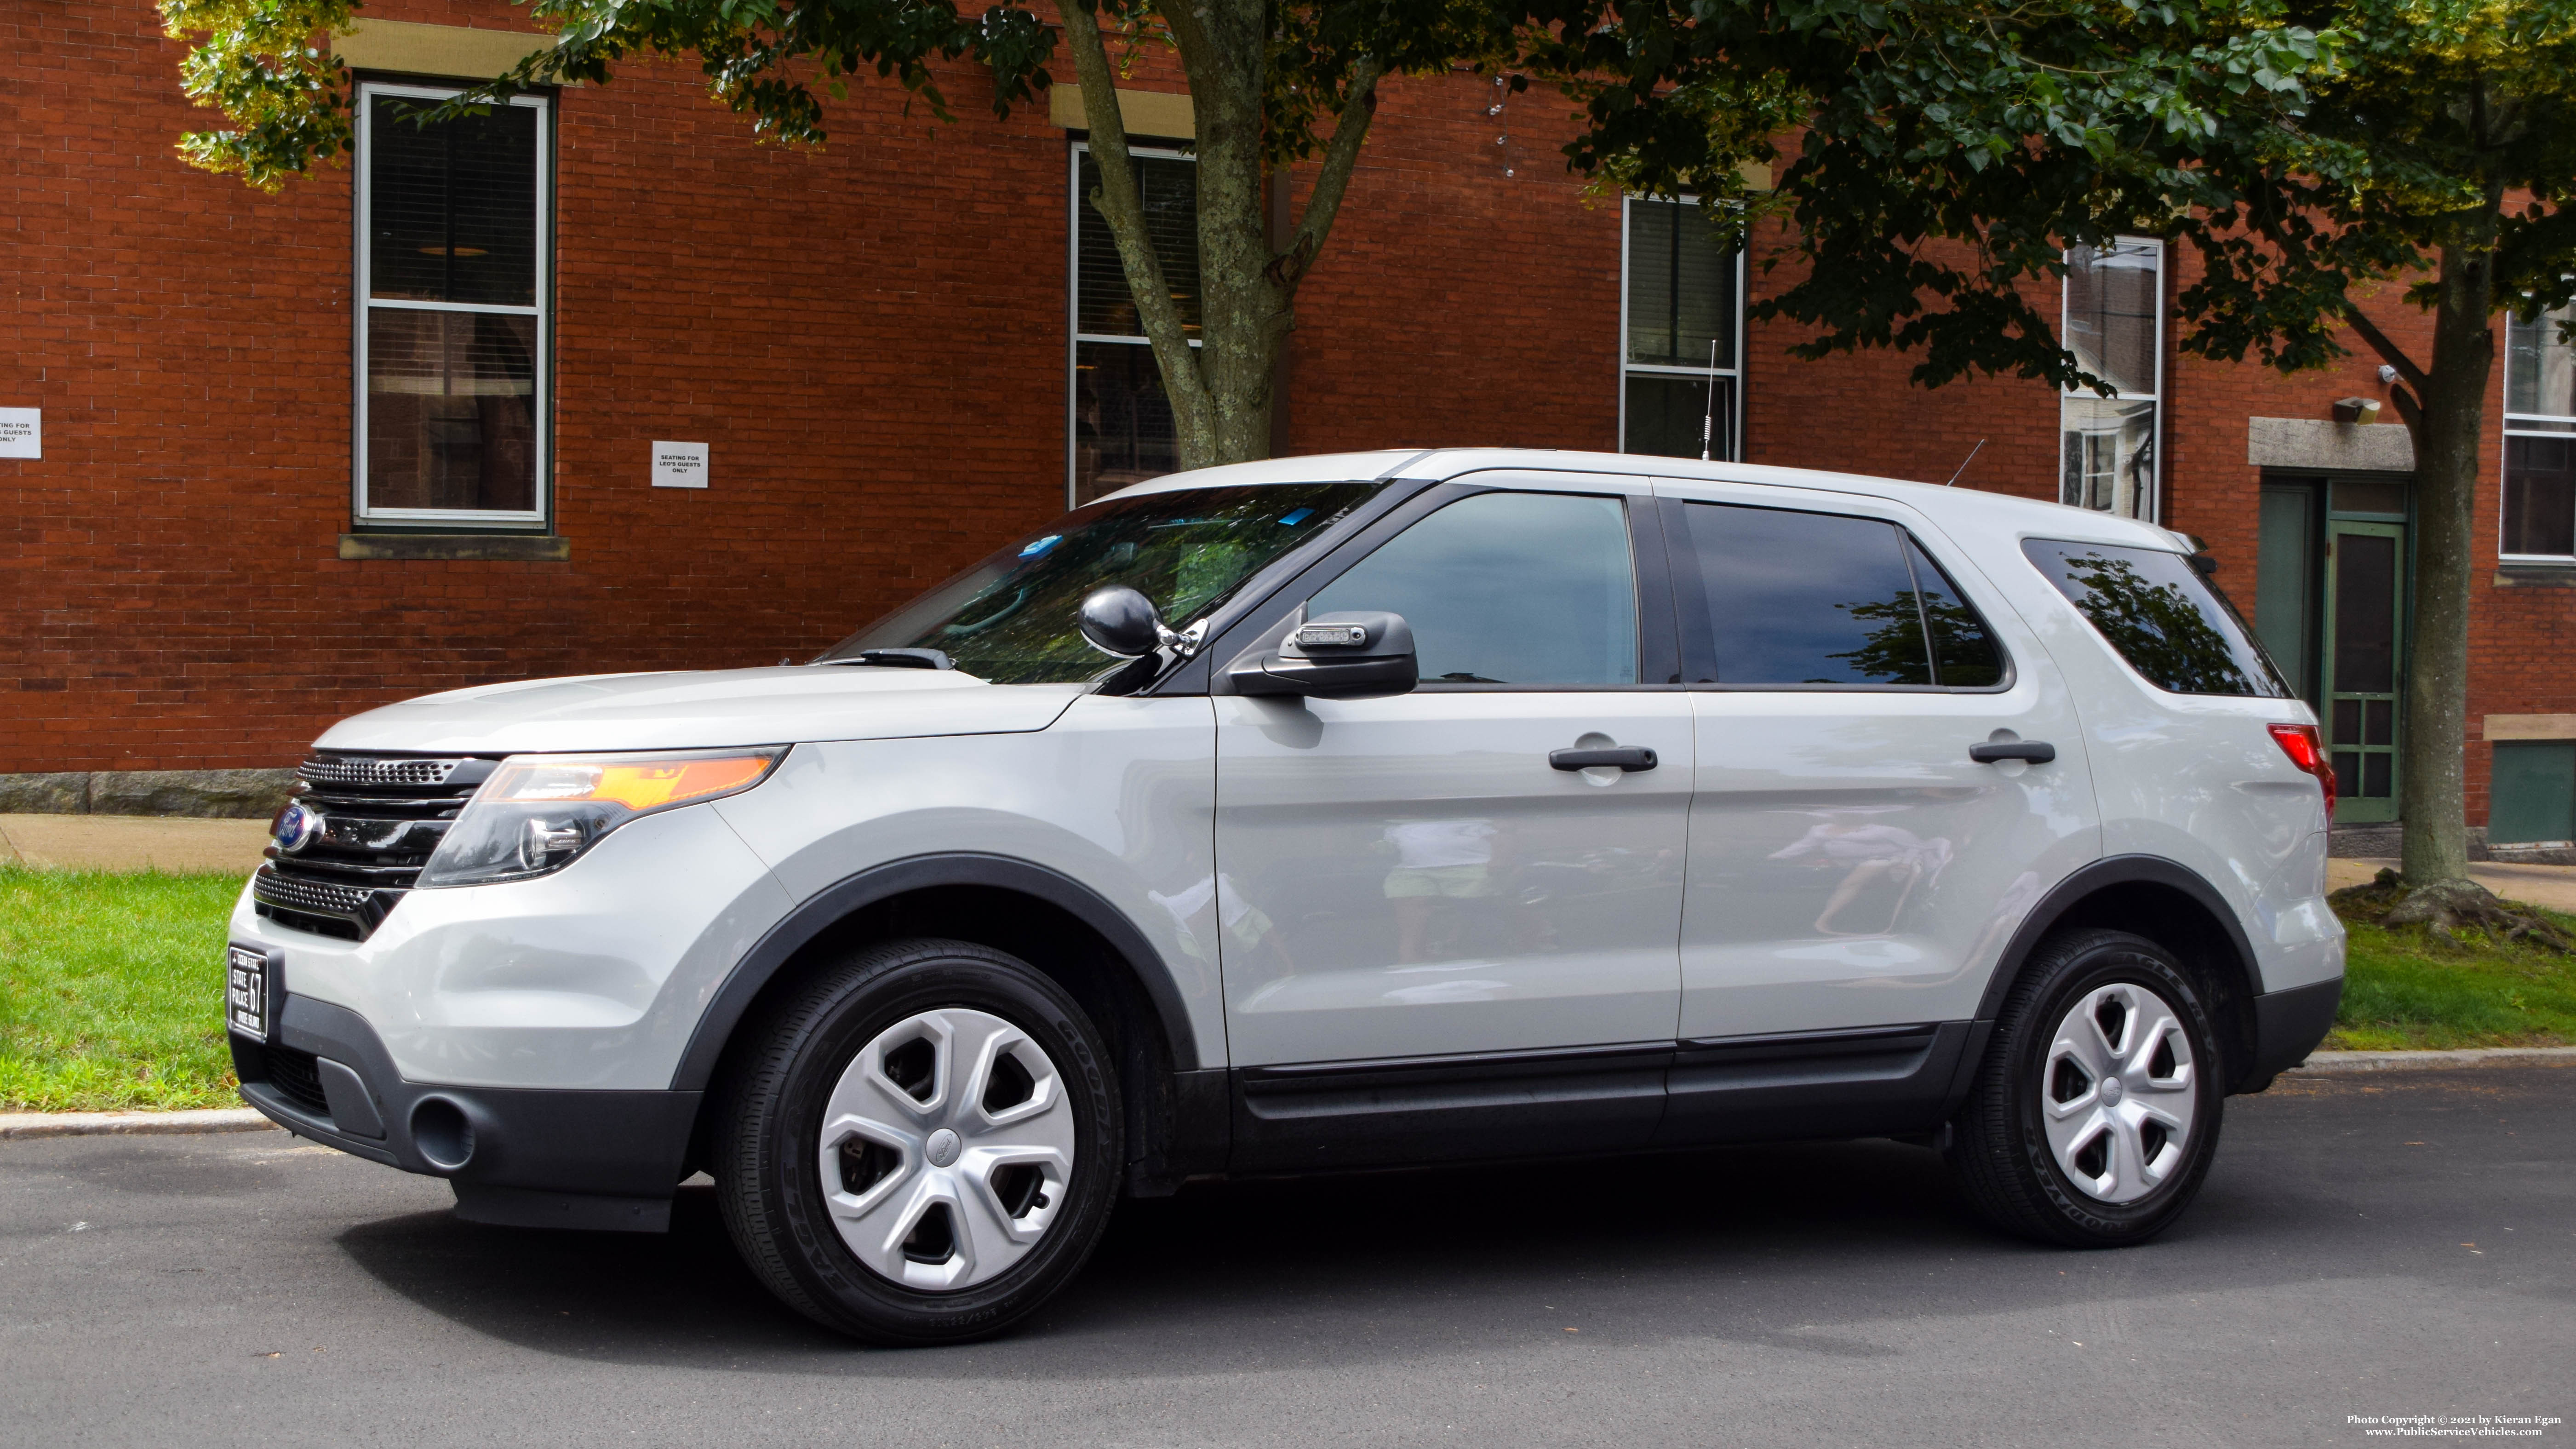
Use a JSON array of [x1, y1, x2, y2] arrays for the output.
[[1212, 482, 1691, 1169], [1656, 485, 2101, 1137], [2324, 518, 2407, 823]]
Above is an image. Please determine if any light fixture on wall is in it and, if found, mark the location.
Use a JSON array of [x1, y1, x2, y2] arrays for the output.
[[2332, 396, 2383, 424]]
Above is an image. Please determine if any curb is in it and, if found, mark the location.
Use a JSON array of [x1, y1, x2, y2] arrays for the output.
[[2290, 1046, 2576, 1074], [0, 1107, 275, 1140]]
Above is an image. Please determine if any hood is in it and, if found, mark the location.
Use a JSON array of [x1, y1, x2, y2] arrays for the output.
[[314, 666, 1089, 756]]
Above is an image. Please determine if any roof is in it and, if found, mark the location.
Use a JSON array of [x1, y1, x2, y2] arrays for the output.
[[1107, 447, 2191, 552]]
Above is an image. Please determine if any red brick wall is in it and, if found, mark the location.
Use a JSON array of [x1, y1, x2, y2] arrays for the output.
[[1284, 73, 1621, 455], [5, 0, 2569, 830], [6, 0, 1080, 772]]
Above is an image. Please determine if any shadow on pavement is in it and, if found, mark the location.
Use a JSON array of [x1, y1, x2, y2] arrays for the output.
[[332, 1123, 2396, 1376]]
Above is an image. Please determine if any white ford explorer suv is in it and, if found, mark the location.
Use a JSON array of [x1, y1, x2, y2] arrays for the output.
[[228, 448, 2343, 1344]]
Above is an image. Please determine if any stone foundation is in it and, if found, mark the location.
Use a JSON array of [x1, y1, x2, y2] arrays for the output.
[[0, 769, 297, 819], [2329, 822, 2576, 867]]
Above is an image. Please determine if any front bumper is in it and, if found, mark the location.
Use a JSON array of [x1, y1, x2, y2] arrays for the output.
[[234, 992, 699, 1232], [225, 803, 795, 1092]]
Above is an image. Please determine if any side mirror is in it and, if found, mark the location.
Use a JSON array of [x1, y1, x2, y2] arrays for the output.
[[1229, 611, 1418, 699], [1078, 585, 1167, 658]]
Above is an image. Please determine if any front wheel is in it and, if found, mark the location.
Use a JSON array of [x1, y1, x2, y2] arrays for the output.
[[1942, 928, 2224, 1247], [713, 938, 1122, 1344]]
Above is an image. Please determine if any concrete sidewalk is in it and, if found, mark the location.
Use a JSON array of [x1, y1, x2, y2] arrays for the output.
[[0, 813, 271, 873], [2327, 856, 2576, 913]]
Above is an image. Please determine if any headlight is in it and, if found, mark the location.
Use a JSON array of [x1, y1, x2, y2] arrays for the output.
[[418, 748, 784, 888]]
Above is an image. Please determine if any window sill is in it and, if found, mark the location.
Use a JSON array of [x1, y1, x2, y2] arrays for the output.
[[340, 533, 571, 561], [2493, 562, 2576, 587]]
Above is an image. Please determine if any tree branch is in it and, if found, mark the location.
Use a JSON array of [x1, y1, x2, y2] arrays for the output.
[[1058, 0, 1207, 422], [1275, 55, 1387, 296], [2343, 300, 2429, 394]]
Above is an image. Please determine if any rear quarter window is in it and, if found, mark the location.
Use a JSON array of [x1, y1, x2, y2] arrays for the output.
[[2023, 539, 2289, 698]]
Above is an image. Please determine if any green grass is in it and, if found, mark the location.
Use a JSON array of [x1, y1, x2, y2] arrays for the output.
[[0, 866, 243, 1111], [2325, 898, 2576, 1051], [0, 858, 2570, 1113]]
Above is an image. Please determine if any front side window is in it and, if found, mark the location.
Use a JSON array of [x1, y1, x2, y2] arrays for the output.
[[1675, 504, 2005, 687], [1310, 492, 1640, 686], [356, 83, 549, 526], [1620, 197, 1742, 460], [2060, 239, 2164, 521], [2024, 539, 2288, 697], [1070, 146, 1201, 509], [2503, 306, 2576, 558], [826, 482, 1378, 683]]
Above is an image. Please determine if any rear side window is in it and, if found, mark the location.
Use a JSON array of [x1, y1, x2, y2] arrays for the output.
[[1675, 503, 2007, 687], [2023, 539, 2289, 697]]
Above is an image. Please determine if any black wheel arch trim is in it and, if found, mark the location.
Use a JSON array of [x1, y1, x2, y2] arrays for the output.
[[669, 852, 1203, 1094], [1969, 853, 2271, 1090]]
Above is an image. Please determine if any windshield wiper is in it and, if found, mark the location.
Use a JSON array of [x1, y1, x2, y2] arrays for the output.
[[819, 648, 955, 670]]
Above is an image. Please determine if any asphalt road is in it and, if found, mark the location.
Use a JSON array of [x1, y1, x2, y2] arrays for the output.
[[5, 1068, 2570, 1448]]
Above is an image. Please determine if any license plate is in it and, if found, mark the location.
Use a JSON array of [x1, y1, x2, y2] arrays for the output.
[[227, 945, 270, 1041]]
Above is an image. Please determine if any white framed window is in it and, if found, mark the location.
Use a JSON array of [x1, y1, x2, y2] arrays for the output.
[[355, 82, 550, 527], [1069, 143, 1200, 509], [2059, 238, 2164, 520], [1619, 196, 1744, 460], [2503, 304, 2576, 560]]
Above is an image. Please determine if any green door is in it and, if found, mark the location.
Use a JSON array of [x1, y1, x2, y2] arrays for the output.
[[2323, 519, 2406, 823], [2490, 742, 2576, 846]]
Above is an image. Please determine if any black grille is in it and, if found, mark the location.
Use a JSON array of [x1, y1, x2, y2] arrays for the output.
[[253, 752, 495, 940], [262, 1044, 332, 1117], [298, 756, 463, 788]]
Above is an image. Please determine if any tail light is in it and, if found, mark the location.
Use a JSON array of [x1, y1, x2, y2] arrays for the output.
[[2267, 723, 2336, 822]]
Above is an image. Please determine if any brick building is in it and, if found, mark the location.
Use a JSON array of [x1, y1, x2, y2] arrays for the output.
[[7, 0, 2574, 844]]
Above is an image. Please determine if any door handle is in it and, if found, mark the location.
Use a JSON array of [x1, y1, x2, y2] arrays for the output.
[[1969, 741, 2056, 764], [1551, 746, 1658, 772]]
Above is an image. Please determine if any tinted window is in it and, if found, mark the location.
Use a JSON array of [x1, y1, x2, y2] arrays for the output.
[[1310, 492, 1638, 685], [828, 482, 1380, 684], [1680, 504, 2002, 687], [2024, 539, 2289, 697], [367, 95, 540, 308], [1907, 538, 2007, 687]]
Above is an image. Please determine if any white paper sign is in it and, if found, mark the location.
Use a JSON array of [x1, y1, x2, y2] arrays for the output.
[[651, 441, 709, 488], [0, 408, 38, 460]]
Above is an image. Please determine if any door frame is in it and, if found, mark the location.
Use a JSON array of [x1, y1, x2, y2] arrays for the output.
[[2322, 515, 2409, 823], [2254, 470, 2414, 824]]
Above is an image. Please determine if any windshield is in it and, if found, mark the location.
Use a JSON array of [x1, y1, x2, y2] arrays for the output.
[[820, 482, 1385, 683]]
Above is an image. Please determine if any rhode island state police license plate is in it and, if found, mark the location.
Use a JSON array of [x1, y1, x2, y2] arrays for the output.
[[227, 945, 269, 1041]]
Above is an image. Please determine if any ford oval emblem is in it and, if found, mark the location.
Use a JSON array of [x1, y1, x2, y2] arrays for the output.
[[273, 802, 322, 854]]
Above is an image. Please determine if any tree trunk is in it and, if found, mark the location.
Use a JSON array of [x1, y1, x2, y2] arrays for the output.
[[2396, 214, 2501, 887], [1058, 0, 1382, 476]]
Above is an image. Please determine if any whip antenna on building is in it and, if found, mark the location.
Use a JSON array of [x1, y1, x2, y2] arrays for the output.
[[1699, 339, 1720, 461], [1944, 438, 1986, 486]]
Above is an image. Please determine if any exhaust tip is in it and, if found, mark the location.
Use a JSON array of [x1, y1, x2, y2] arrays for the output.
[[410, 1096, 476, 1171]]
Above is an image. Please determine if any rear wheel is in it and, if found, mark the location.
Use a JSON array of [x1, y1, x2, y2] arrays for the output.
[[1943, 928, 2223, 1247], [714, 938, 1121, 1343]]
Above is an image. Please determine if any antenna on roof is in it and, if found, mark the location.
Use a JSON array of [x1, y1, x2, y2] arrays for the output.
[[1699, 339, 1720, 462], [1944, 438, 1986, 487]]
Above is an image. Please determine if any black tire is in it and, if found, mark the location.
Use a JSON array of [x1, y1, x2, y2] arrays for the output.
[[1942, 928, 2225, 1248], [712, 937, 1122, 1344]]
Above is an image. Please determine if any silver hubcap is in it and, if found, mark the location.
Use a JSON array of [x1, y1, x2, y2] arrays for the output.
[[817, 1008, 1075, 1292], [2041, 983, 2198, 1204]]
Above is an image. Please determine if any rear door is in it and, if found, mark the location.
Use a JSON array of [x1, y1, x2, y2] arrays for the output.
[[1656, 482, 2101, 1137]]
